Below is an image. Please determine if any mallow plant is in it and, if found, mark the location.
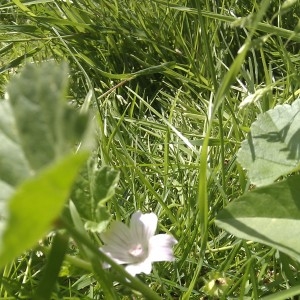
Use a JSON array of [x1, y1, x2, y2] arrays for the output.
[[2, 59, 300, 299], [216, 98, 300, 299], [0, 62, 175, 299]]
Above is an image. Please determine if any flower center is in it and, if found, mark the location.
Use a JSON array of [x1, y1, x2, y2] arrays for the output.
[[128, 243, 144, 257]]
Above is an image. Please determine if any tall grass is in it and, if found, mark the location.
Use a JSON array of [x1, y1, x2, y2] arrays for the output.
[[1, 0, 300, 298]]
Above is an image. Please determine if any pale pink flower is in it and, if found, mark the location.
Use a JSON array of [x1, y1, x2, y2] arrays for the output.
[[100, 211, 177, 276]]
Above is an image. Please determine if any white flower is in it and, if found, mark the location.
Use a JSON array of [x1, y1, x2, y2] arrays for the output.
[[100, 211, 177, 276]]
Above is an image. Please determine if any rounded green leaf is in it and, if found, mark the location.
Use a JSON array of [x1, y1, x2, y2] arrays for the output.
[[237, 98, 300, 186], [71, 163, 119, 220], [0, 101, 32, 187], [7, 62, 69, 170], [0, 152, 89, 269], [0, 62, 93, 268], [216, 174, 300, 261]]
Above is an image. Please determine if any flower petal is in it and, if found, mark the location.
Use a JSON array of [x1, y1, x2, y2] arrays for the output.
[[100, 221, 137, 264], [100, 244, 134, 265], [125, 259, 153, 276], [99, 211, 175, 276], [130, 211, 157, 242], [148, 234, 177, 262], [99, 248, 128, 267], [101, 221, 132, 249]]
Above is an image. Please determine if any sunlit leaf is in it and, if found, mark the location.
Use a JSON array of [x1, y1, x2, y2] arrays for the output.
[[92, 166, 119, 205], [84, 207, 111, 233], [71, 162, 119, 232], [0, 62, 92, 268], [7, 62, 84, 170], [216, 175, 300, 261], [0, 101, 31, 187], [0, 150, 89, 269], [237, 98, 300, 186]]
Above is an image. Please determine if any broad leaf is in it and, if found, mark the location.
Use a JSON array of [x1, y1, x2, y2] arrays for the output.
[[85, 207, 111, 233], [0, 153, 88, 268], [0, 62, 92, 268], [91, 166, 120, 205], [215, 175, 300, 261], [7, 63, 67, 170], [0, 101, 31, 187], [237, 98, 300, 186], [71, 162, 119, 233], [70, 162, 92, 220], [6, 62, 89, 170]]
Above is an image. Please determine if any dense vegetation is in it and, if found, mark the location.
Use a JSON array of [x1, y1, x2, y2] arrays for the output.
[[1, 0, 300, 299]]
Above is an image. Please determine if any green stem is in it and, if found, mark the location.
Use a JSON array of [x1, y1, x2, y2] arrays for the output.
[[37, 245, 93, 272]]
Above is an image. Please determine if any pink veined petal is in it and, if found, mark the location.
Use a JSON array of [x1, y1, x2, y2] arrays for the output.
[[99, 211, 175, 276], [148, 234, 177, 262], [125, 259, 153, 276], [130, 211, 158, 242], [100, 220, 139, 265], [100, 244, 135, 264], [101, 221, 133, 250], [139, 212, 158, 239], [99, 248, 128, 267], [129, 211, 145, 244]]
